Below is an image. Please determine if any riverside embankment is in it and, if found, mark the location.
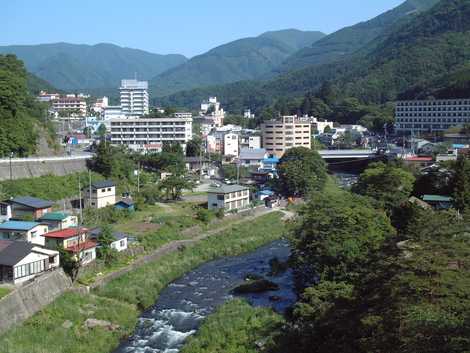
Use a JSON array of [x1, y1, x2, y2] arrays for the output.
[[0, 211, 289, 353]]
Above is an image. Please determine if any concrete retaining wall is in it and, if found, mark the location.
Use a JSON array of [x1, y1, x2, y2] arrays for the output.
[[0, 159, 88, 181], [0, 269, 72, 334]]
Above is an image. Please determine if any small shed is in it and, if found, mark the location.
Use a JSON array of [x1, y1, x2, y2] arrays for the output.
[[114, 199, 135, 212]]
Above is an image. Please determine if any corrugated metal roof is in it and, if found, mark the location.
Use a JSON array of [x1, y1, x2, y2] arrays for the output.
[[0, 221, 42, 231], [91, 180, 115, 189], [207, 184, 249, 194], [10, 196, 53, 209], [0, 240, 34, 266], [38, 212, 69, 221]]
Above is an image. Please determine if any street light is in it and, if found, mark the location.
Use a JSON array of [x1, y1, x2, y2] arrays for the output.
[[9, 152, 13, 181]]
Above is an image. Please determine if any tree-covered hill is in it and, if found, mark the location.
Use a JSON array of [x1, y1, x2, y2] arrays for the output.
[[162, 0, 470, 114], [0, 54, 51, 157], [278, 0, 440, 73], [150, 29, 325, 97], [0, 43, 188, 91]]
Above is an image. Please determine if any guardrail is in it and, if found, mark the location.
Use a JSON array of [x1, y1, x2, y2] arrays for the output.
[[0, 154, 93, 164]]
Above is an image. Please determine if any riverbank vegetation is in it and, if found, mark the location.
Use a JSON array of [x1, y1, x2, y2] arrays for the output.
[[182, 299, 283, 353], [270, 156, 470, 353], [0, 212, 286, 353]]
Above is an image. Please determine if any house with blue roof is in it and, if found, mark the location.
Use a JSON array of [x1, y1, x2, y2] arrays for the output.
[[261, 156, 280, 172], [0, 221, 49, 246]]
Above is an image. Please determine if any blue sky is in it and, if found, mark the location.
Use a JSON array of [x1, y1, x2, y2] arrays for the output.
[[3, 0, 404, 57]]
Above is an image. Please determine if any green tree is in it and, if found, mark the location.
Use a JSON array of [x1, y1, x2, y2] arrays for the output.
[[96, 123, 107, 138], [277, 147, 327, 197], [453, 155, 470, 212], [353, 162, 415, 213], [97, 225, 117, 265], [159, 175, 193, 200], [186, 137, 203, 157], [290, 190, 395, 283]]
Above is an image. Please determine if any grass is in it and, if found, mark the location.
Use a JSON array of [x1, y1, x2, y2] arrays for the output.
[[0, 292, 138, 353], [0, 212, 286, 353], [181, 299, 284, 353], [0, 172, 104, 201], [96, 212, 286, 309], [0, 288, 11, 300]]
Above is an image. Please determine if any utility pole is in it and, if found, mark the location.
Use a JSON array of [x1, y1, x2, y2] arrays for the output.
[[137, 161, 141, 193], [78, 175, 83, 222], [9, 152, 13, 181], [88, 169, 92, 207]]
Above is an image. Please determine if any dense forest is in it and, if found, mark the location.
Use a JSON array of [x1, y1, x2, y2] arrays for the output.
[[0, 54, 48, 157]]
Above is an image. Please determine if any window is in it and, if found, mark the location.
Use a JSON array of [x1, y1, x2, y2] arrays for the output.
[[0, 204, 7, 216], [217, 195, 225, 201], [120, 240, 126, 247], [107, 188, 112, 191]]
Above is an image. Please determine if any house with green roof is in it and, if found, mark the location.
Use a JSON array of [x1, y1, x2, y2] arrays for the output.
[[421, 195, 453, 210], [38, 212, 78, 231]]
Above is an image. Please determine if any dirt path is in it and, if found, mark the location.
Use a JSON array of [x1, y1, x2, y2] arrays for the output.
[[88, 207, 285, 291]]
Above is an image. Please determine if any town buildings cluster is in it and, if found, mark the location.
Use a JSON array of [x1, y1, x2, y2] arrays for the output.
[[0, 181, 133, 285]]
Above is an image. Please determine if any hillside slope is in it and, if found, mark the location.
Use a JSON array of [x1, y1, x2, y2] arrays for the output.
[[150, 29, 325, 97], [278, 0, 440, 73], [163, 0, 469, 112], [0, 43, 187, 91]]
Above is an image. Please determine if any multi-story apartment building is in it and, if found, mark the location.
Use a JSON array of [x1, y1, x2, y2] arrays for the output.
[[120, 79, 149, 117], [395, 99, 470, 133], [224, 133, 239, 157], [52, 96, 87, 116], [261, 116, 312, 157], [110, 117, 193, 153]]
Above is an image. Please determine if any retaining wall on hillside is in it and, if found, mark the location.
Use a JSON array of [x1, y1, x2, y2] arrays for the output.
[[0, 269, 72, 334], [0, 159, 88, 181]]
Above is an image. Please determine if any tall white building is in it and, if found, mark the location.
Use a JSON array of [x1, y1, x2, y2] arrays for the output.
[[395, 99, 470, 133], [110, 117, 192, 153], [200, 97, 225, 127], [120, 79, 149, 117]]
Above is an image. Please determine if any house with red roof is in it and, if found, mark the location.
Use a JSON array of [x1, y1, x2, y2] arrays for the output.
[[43, 227, 96, 265]]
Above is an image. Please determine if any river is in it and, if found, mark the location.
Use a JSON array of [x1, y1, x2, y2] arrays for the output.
[[114, 240, 295, 353]]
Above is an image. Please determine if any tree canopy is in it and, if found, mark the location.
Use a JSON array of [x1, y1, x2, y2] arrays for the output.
[[276, 147, 327, 197]]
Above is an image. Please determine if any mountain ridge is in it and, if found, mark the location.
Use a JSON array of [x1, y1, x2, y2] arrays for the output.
[[0, 42, 188, 91], [150, 29, 326, 97]]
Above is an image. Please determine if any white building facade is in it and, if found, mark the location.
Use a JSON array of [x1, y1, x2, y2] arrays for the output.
[[395, 99, 470, 133], [120, 79, 149, 117], [111, 117, 193, 152]]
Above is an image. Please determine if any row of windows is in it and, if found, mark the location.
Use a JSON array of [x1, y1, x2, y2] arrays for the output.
[[397, 124, 453, 130], [111, 128, 187, 132], [397, 100, 470, 106], [14, 260, 45, 279], [111, 122, 188, 126], [397, 107, 470, 112], [112, 134, 187, 139], [397, 118, 470, 123], [397, 113, 470, 117]]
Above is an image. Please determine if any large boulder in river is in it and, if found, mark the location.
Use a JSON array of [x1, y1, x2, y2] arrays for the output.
[[233, 279, 279, 294]]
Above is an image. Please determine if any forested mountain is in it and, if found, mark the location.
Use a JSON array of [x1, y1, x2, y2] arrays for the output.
[[150, 29, 325, 97], [278, 0, 440, 73], [0, 55, 48, 156], [162, 0, 469, 115], [0, 43, 187, 91], [26, 72, 58, 95]]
